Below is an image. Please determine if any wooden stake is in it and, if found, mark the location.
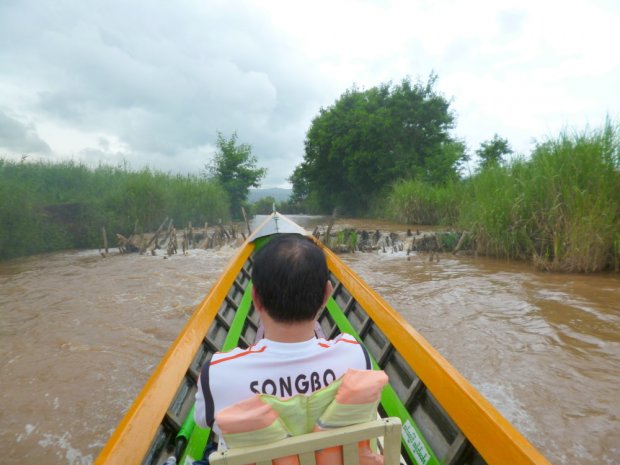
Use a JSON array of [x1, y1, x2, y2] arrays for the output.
[[241, 207, 251, 236], [102, 227, 109, 254], [324, 208, 338, 245], [452, 231, 469, 255], [141, 217, 169, 254]]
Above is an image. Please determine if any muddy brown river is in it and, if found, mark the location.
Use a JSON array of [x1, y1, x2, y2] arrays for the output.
[[0, 216, 619, 464]]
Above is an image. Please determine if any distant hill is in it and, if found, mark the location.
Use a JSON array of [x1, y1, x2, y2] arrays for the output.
[[247, 188, 292, 203]]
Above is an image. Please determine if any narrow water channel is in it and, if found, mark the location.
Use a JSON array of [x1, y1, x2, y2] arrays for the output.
[[0, 217, 618, 464]]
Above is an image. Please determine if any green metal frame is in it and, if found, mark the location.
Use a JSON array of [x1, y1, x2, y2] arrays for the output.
[[325, 298, 440, 465], [179, 282, 255, 464]]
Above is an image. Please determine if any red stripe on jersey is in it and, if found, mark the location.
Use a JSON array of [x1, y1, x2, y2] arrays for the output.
[[210, 346, 267, 365], [317, 338, 360, 348]]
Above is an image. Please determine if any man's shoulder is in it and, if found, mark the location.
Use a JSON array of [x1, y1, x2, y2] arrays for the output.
[[322, 333, 370, 369], [334, 332, 359, 342], [318, 332, 361, 346], [210, 342, 268, 366], [209, 334, 367, 368]]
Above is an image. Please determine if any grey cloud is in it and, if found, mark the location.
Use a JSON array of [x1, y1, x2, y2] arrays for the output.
[[0, 0, 323, 187], [0, 109, 51, 155], [2, 0, 617, 189], [0, 1, 325, 186]]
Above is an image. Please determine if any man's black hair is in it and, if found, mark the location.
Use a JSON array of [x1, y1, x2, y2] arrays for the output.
[[252, 234, 329, 323]]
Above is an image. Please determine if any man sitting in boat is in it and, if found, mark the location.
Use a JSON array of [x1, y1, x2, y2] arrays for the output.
[[194, 234, 372, 444]]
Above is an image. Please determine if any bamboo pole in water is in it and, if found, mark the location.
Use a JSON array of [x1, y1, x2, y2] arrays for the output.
[[241, 207, 251, 236], [102, 227, 109, 254], [141, 217, 170, 254]]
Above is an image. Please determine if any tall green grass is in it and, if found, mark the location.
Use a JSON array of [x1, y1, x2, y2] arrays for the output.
[[458, 163, 535, 260], [0, 160, 230, 260], [385, 121, 620, 272], [520, 124, 619, 272], [386, 179, 462, 225], [461, 123, 620, 271]]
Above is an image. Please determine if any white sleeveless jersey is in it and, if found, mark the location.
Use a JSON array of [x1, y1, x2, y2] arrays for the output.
[[194, 333, 371, 432]]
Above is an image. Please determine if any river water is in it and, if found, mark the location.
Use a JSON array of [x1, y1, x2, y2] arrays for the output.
[[0, 216, 619, 465]]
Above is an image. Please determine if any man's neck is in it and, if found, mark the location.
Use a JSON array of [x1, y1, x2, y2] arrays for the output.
[[263, 320, 316, 343]]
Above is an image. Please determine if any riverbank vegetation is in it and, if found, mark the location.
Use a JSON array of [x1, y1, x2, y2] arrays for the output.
[[2, 70, 618, 273], [289, 73, 619, 271], [290, 75, 467, 215], [0, 160, 230, 260], [386, 123, 620, 272]]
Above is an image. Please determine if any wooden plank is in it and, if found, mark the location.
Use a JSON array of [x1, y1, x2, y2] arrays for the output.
[[298, 451, 316, 465], [342, 443, 359, 465]]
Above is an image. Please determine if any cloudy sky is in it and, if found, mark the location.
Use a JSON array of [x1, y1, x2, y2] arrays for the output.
[[1, 0, 618, 187]]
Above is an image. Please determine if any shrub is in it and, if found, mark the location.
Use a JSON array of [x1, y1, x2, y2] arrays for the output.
[[0, 159, 230, 260]]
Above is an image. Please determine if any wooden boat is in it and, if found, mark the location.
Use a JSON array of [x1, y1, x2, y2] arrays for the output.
[[95, 213, 551, 465]]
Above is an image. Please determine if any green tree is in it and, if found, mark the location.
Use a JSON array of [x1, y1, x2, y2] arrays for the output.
[[291, 75, 465, 214], [206, 132, 267, 218], [289, 164, 309, 204], [252, 196, 277, 214], [476, 134, 513, 170]]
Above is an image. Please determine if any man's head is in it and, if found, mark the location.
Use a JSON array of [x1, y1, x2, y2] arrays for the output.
[[252, 234, 330, 323]]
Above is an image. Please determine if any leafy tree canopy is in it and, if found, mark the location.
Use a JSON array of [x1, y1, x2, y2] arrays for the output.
[[290, 75, 466, 215], [206, 132, 267, 218], [476, 134, 513, 171], [252, 196, 277, 215]]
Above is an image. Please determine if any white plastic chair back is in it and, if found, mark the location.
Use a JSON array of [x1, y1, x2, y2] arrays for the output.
[[209, 417, 402, 465]]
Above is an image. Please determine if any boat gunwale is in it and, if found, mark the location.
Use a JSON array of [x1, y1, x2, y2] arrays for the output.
[[93, 241, 255, 465], [322, 245, 551, 465]]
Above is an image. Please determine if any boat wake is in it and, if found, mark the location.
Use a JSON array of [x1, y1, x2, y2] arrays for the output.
[[37, 431, 93, 465]]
